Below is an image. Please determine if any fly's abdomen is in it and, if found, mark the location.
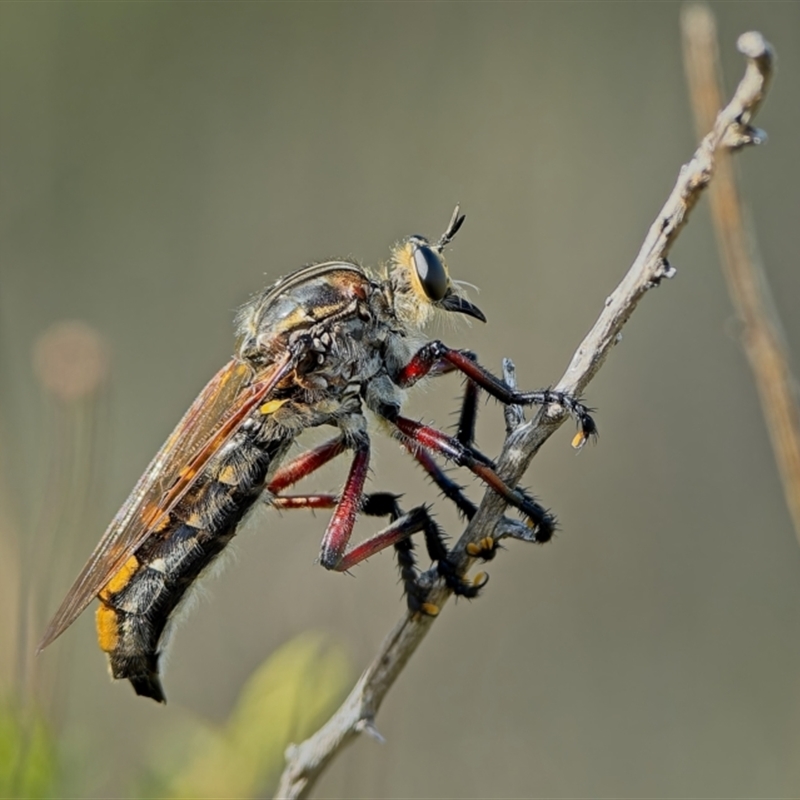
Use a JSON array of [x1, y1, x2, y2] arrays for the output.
[[95, 433, 290, 702]]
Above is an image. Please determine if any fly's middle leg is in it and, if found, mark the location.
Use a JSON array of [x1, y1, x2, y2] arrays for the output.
[[265, 420, 495, 611], [388, 414, 556, 549]]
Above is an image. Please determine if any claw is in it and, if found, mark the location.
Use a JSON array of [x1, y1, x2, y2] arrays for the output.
[[466, 536, 497, 560], [572, 430, 588, 449], [471, 571, 489, 589]]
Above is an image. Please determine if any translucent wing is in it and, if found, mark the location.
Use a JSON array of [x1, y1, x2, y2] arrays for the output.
[[38, 351, 294, 650]]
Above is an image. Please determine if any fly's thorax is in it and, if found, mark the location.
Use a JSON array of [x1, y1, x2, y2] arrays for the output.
[[235, 263, 373, 365]]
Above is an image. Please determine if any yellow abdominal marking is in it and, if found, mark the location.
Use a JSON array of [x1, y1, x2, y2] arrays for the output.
[[259, 398, 288, 416], [96, 555, 140, 652], [152, 513, 171, 533], [96, 605, 120, 652], [99, 555, 140, 601]]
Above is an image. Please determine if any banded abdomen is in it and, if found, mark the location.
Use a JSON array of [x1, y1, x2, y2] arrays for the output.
[[95, 431, 291, 702]]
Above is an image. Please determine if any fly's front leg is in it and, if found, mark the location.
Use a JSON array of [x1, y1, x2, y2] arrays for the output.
[[396, 341, 597, 447], [424, 347, 481, 443], [273, 487, 457, 616], [402, 441, 478, 522], [456, 373, 480, 448], [414, 348, 481, 448]]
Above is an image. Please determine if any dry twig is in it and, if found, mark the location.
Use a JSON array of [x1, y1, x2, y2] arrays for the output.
[[274, 30, 775, 800], [682, 6, 800, 544]]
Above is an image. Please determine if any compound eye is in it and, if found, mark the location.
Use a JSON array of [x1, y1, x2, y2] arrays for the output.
[[413, 243, 449, 302]]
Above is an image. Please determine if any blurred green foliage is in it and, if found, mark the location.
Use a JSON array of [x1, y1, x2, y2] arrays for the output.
[[0, 635, 348, 799], [0, 703, 57, 799], [145, 633, 349, 799]]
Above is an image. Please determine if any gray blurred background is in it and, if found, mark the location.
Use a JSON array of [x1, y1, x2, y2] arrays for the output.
[[2, 2, 800, 797]]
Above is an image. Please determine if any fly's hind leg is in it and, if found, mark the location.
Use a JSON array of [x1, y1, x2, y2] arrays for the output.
[[390, 414, 557, 538], [266, 435, 347, 494], [266, 433, 444, 610], [270, 489, 482, 615], [359, 494, 488, 615], [359, 494, 443, 618], [267, 420, 489, 611]]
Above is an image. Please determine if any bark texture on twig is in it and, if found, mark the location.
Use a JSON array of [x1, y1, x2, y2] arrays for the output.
[[682, 6, 800, 545], [274, 31, 775, 800]]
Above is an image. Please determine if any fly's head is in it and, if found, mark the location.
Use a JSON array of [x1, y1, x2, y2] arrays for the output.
[[388, 207, 486, 331]]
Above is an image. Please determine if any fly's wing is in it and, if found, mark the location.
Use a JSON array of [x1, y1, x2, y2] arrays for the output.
[[38, 351, 295, 651]]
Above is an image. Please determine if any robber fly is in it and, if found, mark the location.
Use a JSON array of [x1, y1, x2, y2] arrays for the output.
[[38, 208, 596, 703]]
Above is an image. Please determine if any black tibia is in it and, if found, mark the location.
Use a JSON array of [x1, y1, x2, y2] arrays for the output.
[[395, 367, 479, 521], [431, 372, 481, 518], [402, 441, 478, 521], [396, 341, 597, 443], [359, 493, 432, 614], [401, 446, 501, 557], [456, 375, 480, 448], [362, 494, 486, 609]]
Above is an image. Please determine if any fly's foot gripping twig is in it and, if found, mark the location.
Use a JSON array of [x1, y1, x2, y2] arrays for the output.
[[391, 503, 493, 615]]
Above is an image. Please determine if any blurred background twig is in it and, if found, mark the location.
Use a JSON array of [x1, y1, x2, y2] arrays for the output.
[[682, 5, 800, 546]]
